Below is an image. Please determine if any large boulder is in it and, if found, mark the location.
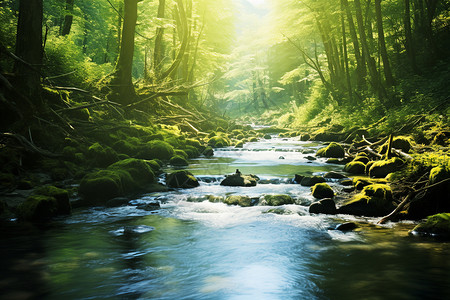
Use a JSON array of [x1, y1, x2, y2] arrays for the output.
[[338, 184, 394, 217], [87, 142, 119, 167], [16, 195, 59, 222], [368, 158, 405, 178], [224, 195, 252, 207], [166, 170, 199, 188], [344, 161, 366, 175], [260, 194, 294, 206], [169, 155, 189, 166], [138, 140, 175, 161], [300, 176, 326, 187], [379, 136, 413, 153], [34, 185, 71, 215], [79, 170, 125, 204], [108, 158, 156, 189], [311, 183, 334, 199], [309, 198, 337, 214], [220, 172, 258, 187], [316, 142, 345, 158], [411, 213, 450, 238]]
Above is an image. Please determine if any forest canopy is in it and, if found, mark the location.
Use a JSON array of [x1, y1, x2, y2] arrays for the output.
[[0, 0, 449, 129]]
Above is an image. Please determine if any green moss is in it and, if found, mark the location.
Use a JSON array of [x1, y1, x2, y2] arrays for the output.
[[207, 195, 224, 203], [79, 170, 124, 204], [262, 194, 294, 206], [412, 213, 450, 236], [185, 138, 202, 149], [344, 161, 366, 174], [112, 140, 139, 156], [34, 185, 71, 215], [138, 140, 175, 160], [166, 170, 199, 188], [184, 146, 200, 158], [174, 149, 188, 159], [429, 166, 450, 184], [208, 133, 231, 148], [17, 195, 58, 222], [369, 158, 405, 178], [203, 146, 214, 157], [311, 183, 334, 199], [380, 136, 413, 153], [224, 195, 252, 207], [316, 142, 345, 158], [170, 155, 189, 166], [235, 141, 244, 148], [353, 156, 370, 164], [87, 142, 119, 167], [108, 158, 156, 188], [0, 173, 16, 189]]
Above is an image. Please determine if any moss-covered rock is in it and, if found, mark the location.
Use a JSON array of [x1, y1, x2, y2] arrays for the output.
[[379, 136, 413, 153], [170, 155, 189, 166], [35, 185, 71, 215], [309, 198, 337, 214], [108, 158, 156, 189], [87, 142, 119, 167], [16, 195, 59, 222], [166, 170, 199, 188], [338, 184, 394, 217], [208, 133, 231, 148], [368, 158, 405, 178], [138, 140, 175, 161], [249, 137, 259, 142], [235, 141, 244, 148], [0, 199, 8, 215], [79, 170, 124, 204], [316, 142, 345, 158], [354, 179, 373, 190], [353, 155, 370, 164], [300, 176, 326, 187], [174, 149, 188, 159], [207, 195, 225, 203], [203, 146, 214, 157], [311, 183, 334, 199], [224, 195, 252, 207], [184, 145, 200, 158], [220, 173, 258, 187], [112, 139, 139, 156], [260, 194, 294, 206], [344, 161, 366, 174], [411, 213, 450, 238]]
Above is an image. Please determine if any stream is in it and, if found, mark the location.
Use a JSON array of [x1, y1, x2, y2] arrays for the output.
[[1, 137, 450, 299]]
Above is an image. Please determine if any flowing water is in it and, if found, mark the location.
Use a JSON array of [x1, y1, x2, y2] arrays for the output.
[[1, 137, 450, 299]]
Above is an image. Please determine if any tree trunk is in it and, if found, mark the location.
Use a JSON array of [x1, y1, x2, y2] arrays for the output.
[[14, 0, 43, 106], [109, 0, 141, 105], [404, 0, 419, 73], [341, 0, 353, 104], [61, 0, 74, 36], [374, 0, 395, 87], [342, 0, 366, 89], [354, 0, 386, 101], [153, 0, 166, 77]]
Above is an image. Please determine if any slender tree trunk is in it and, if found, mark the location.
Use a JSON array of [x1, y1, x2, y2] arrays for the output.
[[341, 0, 353, 104], [61, 0, 74, 36], [374, 0, 395, 87], [342, 0, 366, 89], [154, 0, 166, 77], [404, 0, 419, 73], [355, 0, 386, 101], [14, 0, 43, 106], [110, 0, 141, 105]]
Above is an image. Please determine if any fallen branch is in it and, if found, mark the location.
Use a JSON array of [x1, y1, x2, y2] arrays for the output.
[[0, 132, 60, 158], [377, 177, 450, 224]]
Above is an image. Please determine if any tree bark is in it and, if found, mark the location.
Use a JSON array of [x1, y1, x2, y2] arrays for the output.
[[14, 0, 43, 107], [154, 0, 166, 77], [61, 0, 74, 36], [374, 0, 395, 87], [109, 0, 141, 105], [342, 0, 366, 89], [340, 0, 353, 104], [404, 0, 419, 73]]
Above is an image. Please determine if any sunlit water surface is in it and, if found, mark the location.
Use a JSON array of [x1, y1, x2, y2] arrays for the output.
[[1, 137, 450, 299]]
